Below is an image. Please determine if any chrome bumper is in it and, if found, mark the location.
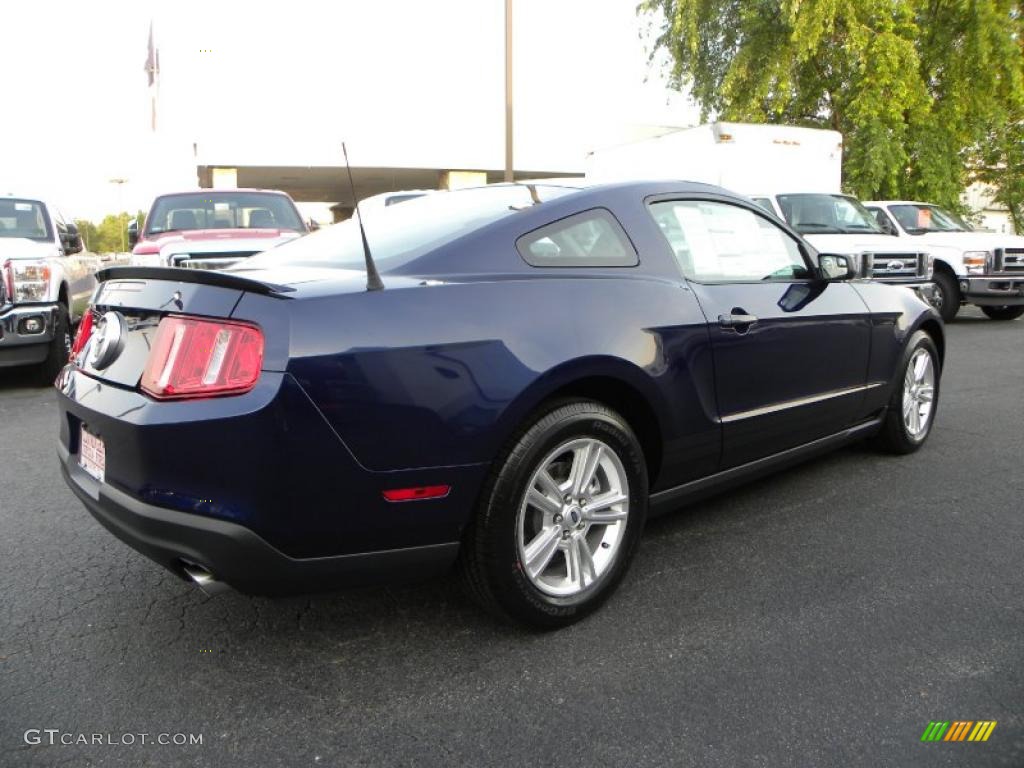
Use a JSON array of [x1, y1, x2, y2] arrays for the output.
[[958, 275, 1024, 306]]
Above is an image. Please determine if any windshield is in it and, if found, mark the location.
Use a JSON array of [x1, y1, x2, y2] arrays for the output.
[[146, 192, 304, 235], [776, 194, 883, 235], [0, 199, 52, 242], [237, 184, 576, 273], [889, 204, 970, 234]]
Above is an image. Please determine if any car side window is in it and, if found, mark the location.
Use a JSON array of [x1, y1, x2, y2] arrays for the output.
[[649, 200, 811, 282], [517, 209, 637, 267]]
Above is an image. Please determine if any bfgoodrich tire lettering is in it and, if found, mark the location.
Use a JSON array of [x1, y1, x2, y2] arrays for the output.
[[873, 330, 940, 454], [460, 400, 648, 629]]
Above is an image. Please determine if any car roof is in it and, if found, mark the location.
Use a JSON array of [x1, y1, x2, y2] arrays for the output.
[[153, 188, 295, 198], [482, 178, 743, 199], [863, 200, 933, 207]]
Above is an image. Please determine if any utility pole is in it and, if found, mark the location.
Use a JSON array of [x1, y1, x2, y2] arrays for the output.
[[109, 178, 129, 253], [504, 0, 513, 183]]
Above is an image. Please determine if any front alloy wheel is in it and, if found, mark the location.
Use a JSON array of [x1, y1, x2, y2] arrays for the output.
[[461, 401, 647, 628], [874, 330, 941, 454], [901, 348, 936, 440]]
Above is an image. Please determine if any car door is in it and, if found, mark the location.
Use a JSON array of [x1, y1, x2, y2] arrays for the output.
[[649, 197, 872, 468]]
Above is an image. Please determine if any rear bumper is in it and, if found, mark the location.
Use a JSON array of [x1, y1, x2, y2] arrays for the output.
[[958, 275, 1024, 306], [0, 303, 58, 368], [59, 442, 459, 595]]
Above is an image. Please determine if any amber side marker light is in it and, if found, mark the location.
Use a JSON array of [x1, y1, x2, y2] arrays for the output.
[[382, 485, 451, 502]]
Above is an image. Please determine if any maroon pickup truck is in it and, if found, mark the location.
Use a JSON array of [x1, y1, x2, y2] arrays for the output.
[[128, 189, 310, 270]]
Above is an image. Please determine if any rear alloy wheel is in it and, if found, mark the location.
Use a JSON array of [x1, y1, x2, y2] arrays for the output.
[[873, 330, 940, 454], [461, 401, 647, 628], [980, 305, 1024, 321], [931, 270, 960, 322]]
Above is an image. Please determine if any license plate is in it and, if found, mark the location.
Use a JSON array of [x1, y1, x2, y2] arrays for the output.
[[79, 426, 105, 483]]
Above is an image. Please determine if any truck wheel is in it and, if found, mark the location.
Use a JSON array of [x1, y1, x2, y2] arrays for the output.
[[873, 330, 940, 455], [36, 304, 71, 385], [980, 305, 1024, 321], [460, 400, 648, 629], [931, 271, 960, 322]]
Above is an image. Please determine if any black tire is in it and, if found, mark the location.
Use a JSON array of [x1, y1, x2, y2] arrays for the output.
[[931, 270, 960, 322], [980, 305, 1024, 321], [460, 400, 648, 629], [873, 330, 941, 454], [35, 304, 71, 385]]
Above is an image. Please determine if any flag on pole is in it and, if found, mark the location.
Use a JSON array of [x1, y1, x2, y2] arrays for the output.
[[144, 21, 160, 131], [144, 22, 160, 87]]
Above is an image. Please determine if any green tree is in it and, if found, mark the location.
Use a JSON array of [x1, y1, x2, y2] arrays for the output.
[[73, 219, 99, 252], [641, 0, 1024, 214], [77, 212, 145, 254]]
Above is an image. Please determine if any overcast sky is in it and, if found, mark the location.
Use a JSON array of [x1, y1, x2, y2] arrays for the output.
[[0, 0, 696, 219]]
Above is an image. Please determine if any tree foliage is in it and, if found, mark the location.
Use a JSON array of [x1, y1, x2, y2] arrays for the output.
[[641, 0, 1024, 218], [74, 212, 145, 254]]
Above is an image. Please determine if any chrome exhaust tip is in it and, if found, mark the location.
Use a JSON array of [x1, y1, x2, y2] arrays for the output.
[[181, 562, 231, 596]]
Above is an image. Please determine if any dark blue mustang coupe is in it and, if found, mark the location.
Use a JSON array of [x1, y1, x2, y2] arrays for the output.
[[56, 181, 943, 628]]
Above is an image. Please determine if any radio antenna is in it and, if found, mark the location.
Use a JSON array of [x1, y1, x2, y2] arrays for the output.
[[342, 142, 383, 291]]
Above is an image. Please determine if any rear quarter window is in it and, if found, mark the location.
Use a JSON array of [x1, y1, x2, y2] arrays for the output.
[[517, 209, 637, 268]]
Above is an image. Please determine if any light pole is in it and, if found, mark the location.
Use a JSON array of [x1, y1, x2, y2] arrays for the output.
[[109, 178, 129, 253], [504, 0, 513, 183]]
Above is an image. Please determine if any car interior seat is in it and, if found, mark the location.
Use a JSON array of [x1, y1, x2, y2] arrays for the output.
[[248, 209, 276, 228], [169, 210, 197, 230]]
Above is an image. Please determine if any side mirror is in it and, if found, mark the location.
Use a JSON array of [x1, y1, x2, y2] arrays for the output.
[[817, 253, 859, 281], [872, 211, 897, 235], [127, 219, 139, 249], [64, 223, 83, 254], [307, 219, 320, 232]]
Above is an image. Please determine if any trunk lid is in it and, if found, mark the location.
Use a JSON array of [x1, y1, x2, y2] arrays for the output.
[[75, 268, 291, 388]]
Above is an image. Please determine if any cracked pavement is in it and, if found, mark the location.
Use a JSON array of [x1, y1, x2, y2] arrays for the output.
[[1, 307, 1021, 767]]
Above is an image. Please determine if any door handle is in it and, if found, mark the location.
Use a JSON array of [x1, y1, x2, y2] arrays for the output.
[[718, 312, 758, 329]]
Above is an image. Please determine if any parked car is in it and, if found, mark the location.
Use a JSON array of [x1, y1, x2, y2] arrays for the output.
[[1, 194, 100, 381], [129, 189, 308, 270], [864, 200, 1024, 321], [56, 181, 943, 628]]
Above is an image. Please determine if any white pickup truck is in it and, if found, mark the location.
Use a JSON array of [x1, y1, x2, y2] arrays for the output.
[[749, 193, 937, 300], [0, 195, 100, 381], [863, 200, 1024, 321]]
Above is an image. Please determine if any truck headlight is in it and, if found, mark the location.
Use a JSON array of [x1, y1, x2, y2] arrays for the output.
[[962, 251, 991, 274], [2, 260, 51, 302]]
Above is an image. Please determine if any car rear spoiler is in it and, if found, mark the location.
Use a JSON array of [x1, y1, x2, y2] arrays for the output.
[[96, 266, 295, 296]]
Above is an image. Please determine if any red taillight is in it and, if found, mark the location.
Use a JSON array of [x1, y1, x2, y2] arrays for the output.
[[140, 315, 264, 400], [382, 485, 451, 502], [70, 309, 95, 361]]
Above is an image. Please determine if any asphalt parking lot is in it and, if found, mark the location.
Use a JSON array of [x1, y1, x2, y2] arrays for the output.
[[1, 306, 1021, 768]]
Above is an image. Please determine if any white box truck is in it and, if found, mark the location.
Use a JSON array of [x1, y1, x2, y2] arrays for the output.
[[586, 123, 939, 299]]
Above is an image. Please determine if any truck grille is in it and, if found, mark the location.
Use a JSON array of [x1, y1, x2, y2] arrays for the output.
[[170, 251, 260, 270], [995, 248, 1024, 273], [864, 253, 929, 280]]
